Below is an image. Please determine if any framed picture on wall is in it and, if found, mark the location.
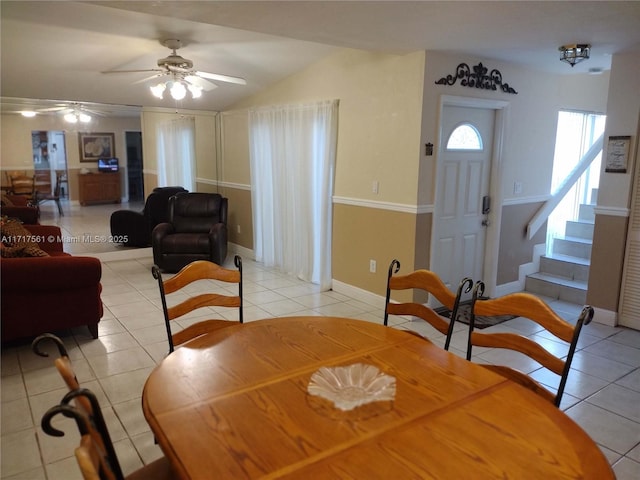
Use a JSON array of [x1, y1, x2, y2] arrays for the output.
[[605, 135, 631, 173], [78, 132, 115, 162]]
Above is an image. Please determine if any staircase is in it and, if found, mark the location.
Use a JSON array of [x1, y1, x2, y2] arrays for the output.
[[524, 192, 596, 305]]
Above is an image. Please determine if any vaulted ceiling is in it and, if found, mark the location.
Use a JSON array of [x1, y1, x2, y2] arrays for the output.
[[2, 1, 639, 116]]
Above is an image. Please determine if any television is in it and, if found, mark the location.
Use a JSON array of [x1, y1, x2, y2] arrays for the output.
[[98, 157, 119, 173]]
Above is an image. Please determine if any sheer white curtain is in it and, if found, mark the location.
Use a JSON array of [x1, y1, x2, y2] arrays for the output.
[[249, 100, 339, 289], [157, 116, 196, 190]]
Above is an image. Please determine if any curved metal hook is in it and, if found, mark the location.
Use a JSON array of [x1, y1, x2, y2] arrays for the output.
[[472, 280, 485, 300], [151, 264, 162, 280], [581, 305, 595, 326], [31, 333, 69, 358], [41, 403, 89, 437], [61, 387, 101, 414], [388, 259, 401, 278], [234, 254, 242, 271], [458, 277, 474, 295]]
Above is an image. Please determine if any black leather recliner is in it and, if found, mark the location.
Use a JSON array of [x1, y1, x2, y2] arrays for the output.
[[110, 186, 188, 247], [152, 192, 228, 273]]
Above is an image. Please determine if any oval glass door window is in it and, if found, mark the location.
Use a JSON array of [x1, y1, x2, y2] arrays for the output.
[[446, 123, 483, 150]]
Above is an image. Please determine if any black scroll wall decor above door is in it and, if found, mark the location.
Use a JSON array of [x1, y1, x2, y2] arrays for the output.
[[435, 62, 518, 94]]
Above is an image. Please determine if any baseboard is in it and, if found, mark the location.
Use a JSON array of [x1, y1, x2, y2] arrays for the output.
[[88, 247, 153, 262], [592, 307, 618, 327], [228, 242, 254, 261], [331, 279, 386, 310]]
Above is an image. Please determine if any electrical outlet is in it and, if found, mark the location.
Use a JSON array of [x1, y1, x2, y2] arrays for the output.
[[514, 181, 523, 194], [369, 259, 377, 273], [372, 180, 379, 194], [237, 225, 241, 234]]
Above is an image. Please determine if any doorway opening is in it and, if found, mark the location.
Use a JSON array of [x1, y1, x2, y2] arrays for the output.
[[32, 130, 68, 198], [546, 110, 606, 257], [432, 96, 509, 299], [126, 131, 144, 202]]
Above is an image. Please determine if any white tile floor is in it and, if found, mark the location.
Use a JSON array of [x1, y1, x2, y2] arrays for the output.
[[2, 200, 639, 479]]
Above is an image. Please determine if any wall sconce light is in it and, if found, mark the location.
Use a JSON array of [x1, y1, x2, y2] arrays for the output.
[[559, 44, 591, 67], [425, 143, 434, 156]]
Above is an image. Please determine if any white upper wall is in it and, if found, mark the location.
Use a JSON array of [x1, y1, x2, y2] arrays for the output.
[[598, 51, 640, 210], [419, 51, 610, 206]]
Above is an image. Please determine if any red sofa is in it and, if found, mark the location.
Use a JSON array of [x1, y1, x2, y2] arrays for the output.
[[1, 194, 39, 224], [1, 224, 103, 343]]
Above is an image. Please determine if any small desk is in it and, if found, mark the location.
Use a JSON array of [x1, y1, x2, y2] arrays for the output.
[[142, 317, 613, 479]]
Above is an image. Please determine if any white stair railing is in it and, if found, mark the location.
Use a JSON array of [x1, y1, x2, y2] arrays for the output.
[[527, 133, 603, 240]]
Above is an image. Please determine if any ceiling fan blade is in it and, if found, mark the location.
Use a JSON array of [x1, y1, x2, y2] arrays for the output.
[[82, 108, 107, 117], [132, 73, 165, 85], [196, 71, 247, 85], [37, 106, 68, 112], [101, 69, 165, 74], [185, 75, 217, 91]]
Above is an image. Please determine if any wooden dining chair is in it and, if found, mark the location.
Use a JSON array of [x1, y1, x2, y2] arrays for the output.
[[152, 256, 243, 353], [467, 282, 594, 407], [36, 172, 64, 215], [32, 334, 127, 471], [9, 174, 36, 203], [41, 388, 175, 480], [384, 259, 473, 350], [32, 333, 81, 390]]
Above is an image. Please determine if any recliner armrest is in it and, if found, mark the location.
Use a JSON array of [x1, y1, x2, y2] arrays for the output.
[[152, 222, 176, 266], [208, 223, 228, 265]]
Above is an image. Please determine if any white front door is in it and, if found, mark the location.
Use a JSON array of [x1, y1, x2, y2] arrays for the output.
[[432, 105, 495, 296]]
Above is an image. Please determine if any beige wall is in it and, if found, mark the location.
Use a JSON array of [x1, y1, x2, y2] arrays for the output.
[[221, 46, 612, 296], [226, 49, 427, 292], [1, 113, 141, 200], [333, 204, 418, 300], [588, 51, 640, 316], [498, 202, 546, 284], [231, 49, 426, 205], [588, 214, 629, 311]]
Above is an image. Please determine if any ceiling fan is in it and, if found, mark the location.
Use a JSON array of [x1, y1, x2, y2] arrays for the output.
[[101, 39, 247, 99], [9, 101, 107, 122]]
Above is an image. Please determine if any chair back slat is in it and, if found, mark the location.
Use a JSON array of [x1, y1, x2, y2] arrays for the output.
[[152, 257, 243, 353], [384, 259, 473, 350], [387, 302, 451, 336], [168, 293, 242, 320], [467, 282, 594, 406]]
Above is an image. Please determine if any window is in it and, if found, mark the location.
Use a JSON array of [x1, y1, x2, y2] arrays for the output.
[[446, 123, 483, 150]]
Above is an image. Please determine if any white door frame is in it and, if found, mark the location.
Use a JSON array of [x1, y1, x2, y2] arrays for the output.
[[433, 95, 510, 297]]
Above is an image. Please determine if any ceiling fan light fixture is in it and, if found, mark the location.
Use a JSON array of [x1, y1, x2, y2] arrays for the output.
[[169, 81, 187, 100], [21, 110, 37, 118], [79, 113, 92, 123], [559, 44, 591, 67], [64, 113, 78, 123], [188, 83, 202, 98], [150, 83, 166, 99]]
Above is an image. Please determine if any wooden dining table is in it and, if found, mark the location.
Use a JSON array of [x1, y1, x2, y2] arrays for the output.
[[142, 316, 613, 479]]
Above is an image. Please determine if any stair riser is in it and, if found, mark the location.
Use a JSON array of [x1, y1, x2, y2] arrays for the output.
[[540, 257, 590, 282], [565, 221, 594, 240], [553, 238, 592, 259], [578, 204, 595, 222], [524, 277, 587, 305]]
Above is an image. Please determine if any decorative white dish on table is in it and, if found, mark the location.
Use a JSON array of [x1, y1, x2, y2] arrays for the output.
[[307, 363, 396, 411]]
